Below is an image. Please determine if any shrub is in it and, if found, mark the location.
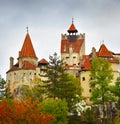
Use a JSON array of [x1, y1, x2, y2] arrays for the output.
[[39, 98, 68, 124]]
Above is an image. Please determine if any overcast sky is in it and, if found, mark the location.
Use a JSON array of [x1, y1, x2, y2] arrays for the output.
[[0, 0, 120, 79]]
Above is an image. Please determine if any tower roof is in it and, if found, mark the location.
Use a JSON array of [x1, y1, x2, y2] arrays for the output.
[[19, 33, 37, 59], [98, 44, 113, 57], [67, 22, 78, 33]]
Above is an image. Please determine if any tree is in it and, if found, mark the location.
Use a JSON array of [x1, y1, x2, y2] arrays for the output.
[[0, 98, 54, 124], [0, 76, 6, 100], [39, 98, 68, 124], [114, 110, 120, 124], [45, 52, 82, 109], [45, 52, 65, 98], [109, 77, 120, 105], [90, 58, 113, 117]]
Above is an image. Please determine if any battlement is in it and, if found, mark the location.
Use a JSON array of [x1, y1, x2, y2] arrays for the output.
[[61, 33, 85, 40]]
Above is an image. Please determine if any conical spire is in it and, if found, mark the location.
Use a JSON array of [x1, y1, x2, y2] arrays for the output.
[[19, 33, 37, 59], [67, 20, 78, 33]]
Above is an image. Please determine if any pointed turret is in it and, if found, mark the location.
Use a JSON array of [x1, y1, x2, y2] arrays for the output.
[[67, 20, 78, 34], [67, 20, 78, 42], [19, 33, 37, 59]]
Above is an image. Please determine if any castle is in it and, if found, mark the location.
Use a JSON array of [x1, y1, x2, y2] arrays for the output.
[[6, 21, 120, 100]]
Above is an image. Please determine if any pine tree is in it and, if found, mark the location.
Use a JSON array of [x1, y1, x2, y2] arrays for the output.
[[45, 52, 81, 110], [0, 76, 6, 99]]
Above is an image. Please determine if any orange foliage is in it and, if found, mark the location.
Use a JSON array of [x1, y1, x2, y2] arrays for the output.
[[0, 98, 54, 124]]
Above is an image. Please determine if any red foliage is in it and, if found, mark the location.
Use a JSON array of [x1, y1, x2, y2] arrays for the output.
[[0, 99, 54, 124]]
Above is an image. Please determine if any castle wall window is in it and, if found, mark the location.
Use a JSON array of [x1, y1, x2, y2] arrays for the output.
[[73, 56, 76, 59], [82, 77, 85, 81], [73, 64, 76, 66], [90, 77, 93, 81], [89, 89, 92, 92], [66, 56, 69, 59]]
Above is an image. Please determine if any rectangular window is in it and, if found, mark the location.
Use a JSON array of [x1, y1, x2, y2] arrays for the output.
[[82, 77, 85, 81], [66, 57, 69, 59], [73, 56, 76, 59]]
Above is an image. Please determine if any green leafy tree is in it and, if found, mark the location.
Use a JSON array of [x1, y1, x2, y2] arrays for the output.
[[39, 98, 68, 124], [90, 58, 113, 116], [109, 77, 120, 105], [45, 52, 82, 109]]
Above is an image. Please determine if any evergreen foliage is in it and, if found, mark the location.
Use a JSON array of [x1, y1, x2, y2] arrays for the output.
[[45, 52, 82, 110], [0, 76, 6, 99]]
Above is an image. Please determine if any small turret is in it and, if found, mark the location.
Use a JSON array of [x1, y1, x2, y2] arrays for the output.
[[67, 19, 78, 42]]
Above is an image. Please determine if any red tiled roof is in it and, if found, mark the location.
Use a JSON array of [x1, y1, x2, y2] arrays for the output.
[[19, 33, 37, 59], [81, 55, 91, 71], [98, 44, 113, 57], [22, 61, 36, 69], [6, 65, 19, 73], [67, 22, 78, 33], [39, 58, 49, 64], [6, 61, 36, 73], [61, 39, 84, 53], [68, 23, 77, 31]]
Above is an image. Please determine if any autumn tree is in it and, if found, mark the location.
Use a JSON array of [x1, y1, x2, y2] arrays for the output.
[[90, 57, 113, 116], [0, 98, 54, 124]]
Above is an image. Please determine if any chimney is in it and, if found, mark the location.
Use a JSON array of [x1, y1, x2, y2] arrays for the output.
[[10, 57, 14, 69], [92, 47, 96, 58]]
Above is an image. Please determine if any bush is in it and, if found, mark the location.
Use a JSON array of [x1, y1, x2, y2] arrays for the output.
[[84, 108, 94, 124], [114, 110, 120, 124], [39, 98, 68, 124]]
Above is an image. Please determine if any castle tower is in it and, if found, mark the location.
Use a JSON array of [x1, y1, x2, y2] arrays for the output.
[[61, 20, 85, 71], [6, 31, 48, 98]]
